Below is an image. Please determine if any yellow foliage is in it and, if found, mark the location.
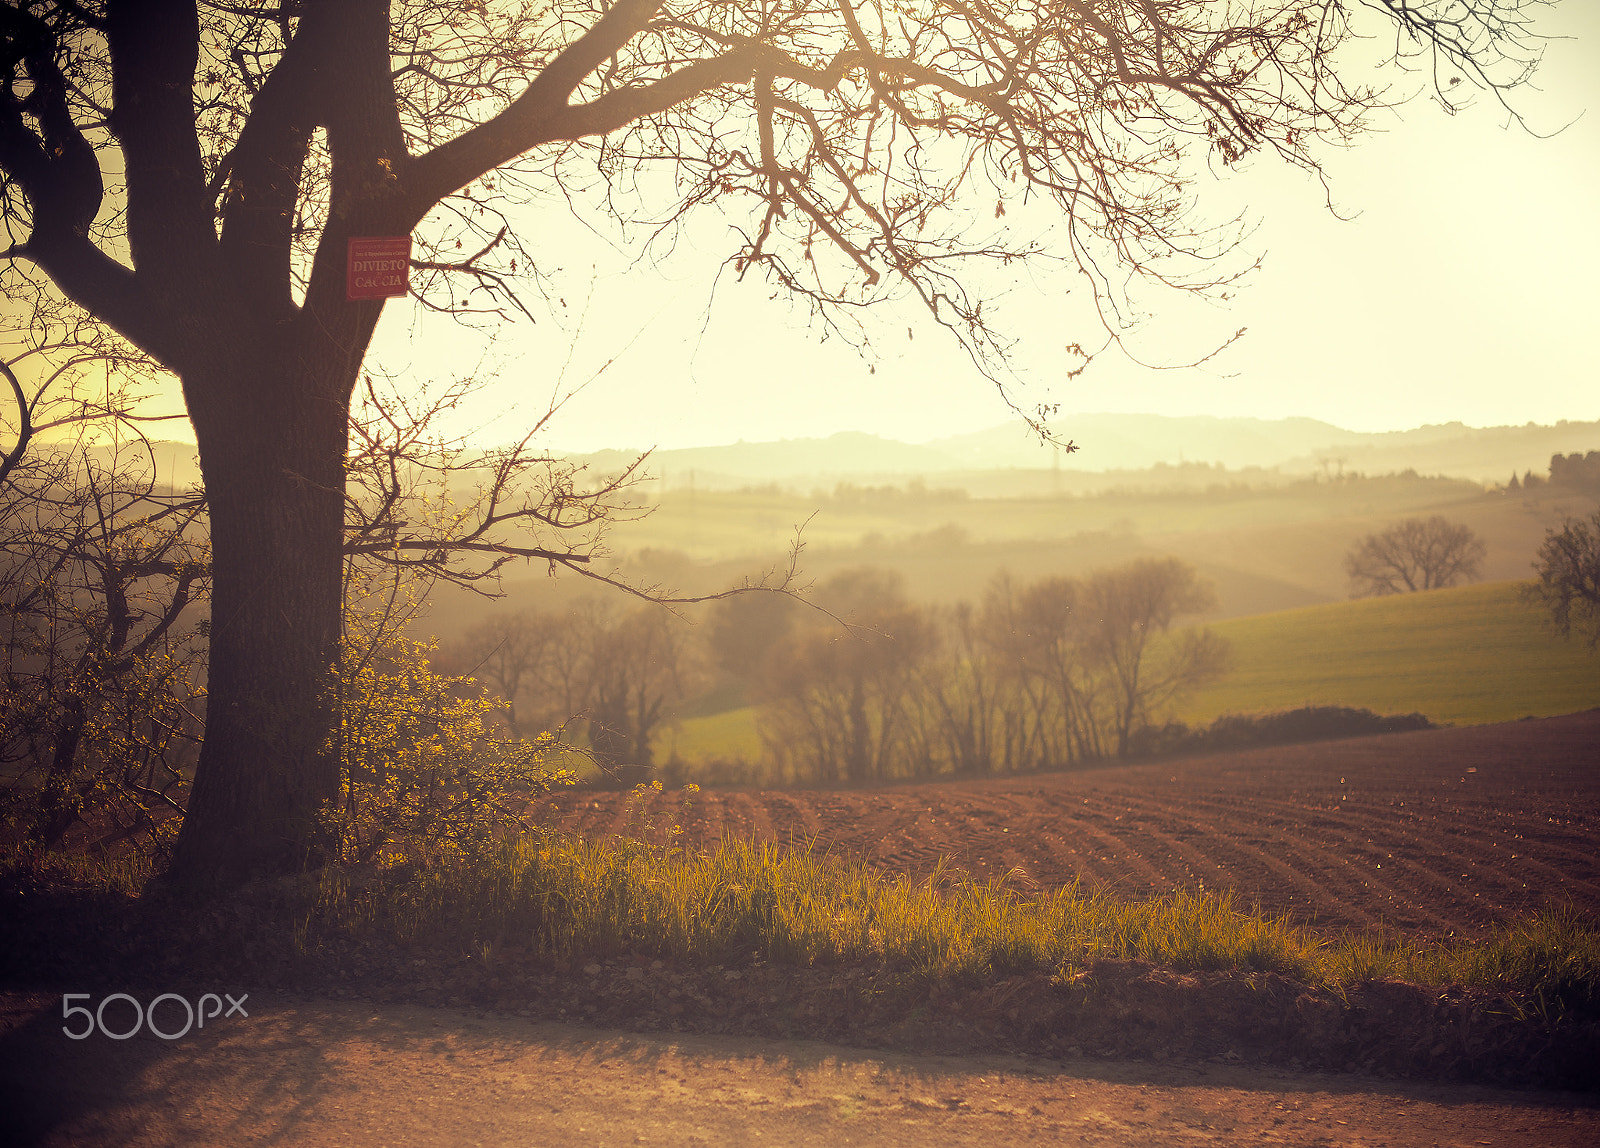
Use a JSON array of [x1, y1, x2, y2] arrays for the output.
[[322, 623, 575, 866]]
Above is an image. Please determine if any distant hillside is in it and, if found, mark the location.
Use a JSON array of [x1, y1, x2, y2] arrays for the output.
[[580, 431, 960, 486], [928, 414, 1368, 472], [1279, 421, 1600, 485], [578, 415, 1600, 488], [96, 414, 1600, 495], [931, 414, 1600, 482]]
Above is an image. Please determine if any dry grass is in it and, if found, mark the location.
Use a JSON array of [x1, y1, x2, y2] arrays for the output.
[[329, 829, 1600, 1015]]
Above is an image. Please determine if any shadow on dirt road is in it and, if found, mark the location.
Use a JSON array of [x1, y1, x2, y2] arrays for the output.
[[2, 991, 1594, 1147]]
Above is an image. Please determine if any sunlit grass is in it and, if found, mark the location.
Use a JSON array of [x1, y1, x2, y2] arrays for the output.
[[326, 832, 1600, 1012], [1172, 581, 1600, 727]]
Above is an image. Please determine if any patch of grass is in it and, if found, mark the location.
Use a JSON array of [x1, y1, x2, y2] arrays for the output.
[[334, 832, 1600, 1011], [9, 822, 1596, 1036], [660, 707, 762, 767], [1321, 906, 1600, 1018], [0, 842, 155, 899], [356, 833, 1328, 984], [1172, 580, 1600, 728]]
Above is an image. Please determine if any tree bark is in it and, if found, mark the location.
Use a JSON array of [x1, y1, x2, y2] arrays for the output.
[[168, 351, 349, 887]]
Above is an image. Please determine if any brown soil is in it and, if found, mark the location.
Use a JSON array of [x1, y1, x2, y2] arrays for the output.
[[554, 711, 1600, 940]]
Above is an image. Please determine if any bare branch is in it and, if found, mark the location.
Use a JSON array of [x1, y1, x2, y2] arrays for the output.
[[0, 356, 31, 489]]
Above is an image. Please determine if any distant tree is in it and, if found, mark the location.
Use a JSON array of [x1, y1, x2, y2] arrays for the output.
[[457, 606, 592, 732], [459, 599, 699, 775], [1344, 517, 1487, 597], [584, 606, 702, 776], [708, 590, 799, 686], [744, 558, 1227, 780], [1549, 452, 1600, 493], [981, 573, 1104, 766], [1524, 512, 1600, 650], [759, 569, 936, 784], [460, 610, 562, 739], [953, 559, 1227, 768], [1082, 558, 1230, 759], [921, 600, 1011, 776]]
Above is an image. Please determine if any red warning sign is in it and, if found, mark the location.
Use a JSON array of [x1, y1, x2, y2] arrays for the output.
[[346, 236, 412, 301]]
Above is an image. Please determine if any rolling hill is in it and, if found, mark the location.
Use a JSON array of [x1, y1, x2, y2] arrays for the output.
[[1172, 580, 1600, 728]]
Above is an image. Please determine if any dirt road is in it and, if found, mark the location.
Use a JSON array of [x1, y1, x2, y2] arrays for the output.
[[3, 992, 1593, 1147]]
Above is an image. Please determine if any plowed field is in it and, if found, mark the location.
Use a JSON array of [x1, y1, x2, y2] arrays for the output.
[[553, 711, 1600, 939]]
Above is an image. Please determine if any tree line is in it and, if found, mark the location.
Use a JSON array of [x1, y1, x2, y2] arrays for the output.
[[461, 557, 1230, 786], [1507, 452, 1600, 494]]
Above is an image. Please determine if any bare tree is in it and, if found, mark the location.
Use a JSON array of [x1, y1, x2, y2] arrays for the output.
[[0, 433, 208, 855], [456, 598, 699, 775], [759, 569, 936, 783], [0, 0, 1548, 883], [341, 375, 651, 597], [974, 560, 1225, 766], [1524, 511, 1600, 650], [980, 573, 1103, 768], [582, 603, 704, 778], [707, 588, 799, 690], [1344, 516, 1487, 597], [459, 610, 553, 739], [920, 601, 1008, 777], [1082, 558, 1229, 759], [749, 560, 1225, 781]]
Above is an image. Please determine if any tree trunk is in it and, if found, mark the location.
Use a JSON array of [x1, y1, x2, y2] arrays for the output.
[[846, 678, 869, 784], [26, 693, 89, 852], [167, 354, 349, 888]]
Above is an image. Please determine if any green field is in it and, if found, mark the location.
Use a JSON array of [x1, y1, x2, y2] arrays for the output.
[[1173, 580, 1600, 728], [659, 705, 762, 767], [660, 580, 1600, 768]]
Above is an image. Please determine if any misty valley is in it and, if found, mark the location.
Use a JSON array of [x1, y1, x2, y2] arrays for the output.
[[419, 431, 1600, 790]]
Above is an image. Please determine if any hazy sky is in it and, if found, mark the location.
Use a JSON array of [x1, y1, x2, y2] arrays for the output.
[[362, 2, 1599, 454], [16, 7, 1594, 455]]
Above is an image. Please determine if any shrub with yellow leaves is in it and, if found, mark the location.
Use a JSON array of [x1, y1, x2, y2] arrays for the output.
[[324, 622, 576, 867]]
